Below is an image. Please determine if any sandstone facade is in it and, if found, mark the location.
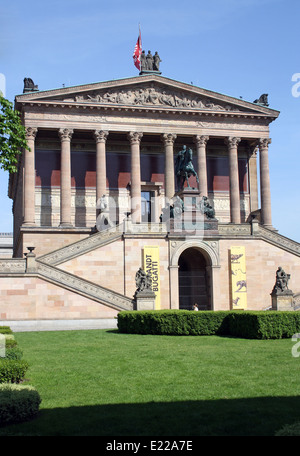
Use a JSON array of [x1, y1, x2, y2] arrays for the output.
[[0, 74, 299, 325]]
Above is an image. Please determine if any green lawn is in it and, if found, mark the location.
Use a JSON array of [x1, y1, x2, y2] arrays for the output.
[[0, 329, 300, 436]]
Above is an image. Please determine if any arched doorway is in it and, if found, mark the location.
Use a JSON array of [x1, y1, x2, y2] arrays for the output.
[[178, 247, 211, 310]]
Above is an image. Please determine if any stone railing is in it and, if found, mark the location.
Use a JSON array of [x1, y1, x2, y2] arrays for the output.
[[256, 225, 300, 257], [218, 222, 300, 257], [38, 224, 123, 266], [0, 259, 26, 274], [218, 223, 252, 236], [123, 220, 167, 235]]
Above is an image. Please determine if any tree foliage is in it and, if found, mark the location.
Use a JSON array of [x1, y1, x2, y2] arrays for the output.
[[0, 96, 28, 173]]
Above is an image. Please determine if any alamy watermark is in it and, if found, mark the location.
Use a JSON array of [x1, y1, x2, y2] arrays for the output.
[[292, 333, 300, 358], [0, 334, 5, 358], [95, 194, 211, 238], [0, 73, 6, 97], [291, 73, 300, 98]]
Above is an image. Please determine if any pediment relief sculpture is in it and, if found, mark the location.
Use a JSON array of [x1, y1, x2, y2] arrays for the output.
[[72, 86, 242, 112]]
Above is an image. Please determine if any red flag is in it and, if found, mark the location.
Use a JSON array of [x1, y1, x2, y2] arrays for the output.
[[133, 27, 142, 71]]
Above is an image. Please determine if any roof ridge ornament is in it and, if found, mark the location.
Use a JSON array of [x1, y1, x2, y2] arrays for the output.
[[23, 77, 39, 93], [253, 93, 269, 107]]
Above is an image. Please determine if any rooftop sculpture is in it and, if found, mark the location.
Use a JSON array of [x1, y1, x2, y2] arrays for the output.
[[140, 50, 162, 74]]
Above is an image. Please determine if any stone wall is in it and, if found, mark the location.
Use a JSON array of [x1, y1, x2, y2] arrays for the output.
[[0, 276, 118, 321]]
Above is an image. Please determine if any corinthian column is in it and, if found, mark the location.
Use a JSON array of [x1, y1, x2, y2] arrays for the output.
[[194, 135, 209, 197], [59, 128, 73, 227], [128, 131, 143, 223], [94, 130, 109, 214], [162, 133, 177, 199], [23, 127, 37, 226], [225, 137, 241, 224], [259, 138, 272, 227]]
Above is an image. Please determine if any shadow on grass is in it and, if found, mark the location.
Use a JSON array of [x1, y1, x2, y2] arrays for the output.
[[1, 396, 299, 436]]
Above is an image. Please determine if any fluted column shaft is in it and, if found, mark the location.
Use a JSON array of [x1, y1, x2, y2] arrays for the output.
[[59, 128, 73, 227], [259, 138, 272, 227], [226, 137, 241, 224], [23, 127, 37, 226], [194, 135, 209, 197], [94, 130, 109, 211], [162, 133, 177, 199], [128, 131, 143, 223]]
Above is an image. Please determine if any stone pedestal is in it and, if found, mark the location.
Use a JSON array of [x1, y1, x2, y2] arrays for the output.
[[170, 189, 218, 235], [271, 291, 294, 311], [134, 290, 156, 311]]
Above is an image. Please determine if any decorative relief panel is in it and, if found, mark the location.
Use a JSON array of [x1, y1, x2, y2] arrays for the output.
[[72, 85, 243, 112]]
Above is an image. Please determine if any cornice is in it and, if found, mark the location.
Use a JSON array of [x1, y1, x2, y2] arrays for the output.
[[15, 74, 280, 122], [17, 99, 278, 124]]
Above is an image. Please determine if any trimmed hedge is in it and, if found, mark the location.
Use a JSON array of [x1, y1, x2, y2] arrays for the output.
[[117, 310, 300, 339], [275, 422, 300, 436], [0, 359, 29, 383], [4, 347, 23, 360], [0, 327, 13, 335], [0, 384, 41, 426], [5, 339, 17, 349]]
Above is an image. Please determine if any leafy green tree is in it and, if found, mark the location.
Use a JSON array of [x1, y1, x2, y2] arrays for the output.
[[0, 96, 28, 173]]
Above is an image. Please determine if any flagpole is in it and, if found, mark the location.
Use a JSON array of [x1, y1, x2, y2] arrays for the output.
[[139, 23, 142, 73]]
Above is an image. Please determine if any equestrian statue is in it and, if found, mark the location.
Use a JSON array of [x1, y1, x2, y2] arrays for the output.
[[175, 145, 199, 191]]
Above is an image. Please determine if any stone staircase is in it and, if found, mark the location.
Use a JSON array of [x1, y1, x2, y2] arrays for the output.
[[38, 224, 123, 266], [35, 260, 133, 311], [256, 225, 300, 257], [34, 224, 133, 311]]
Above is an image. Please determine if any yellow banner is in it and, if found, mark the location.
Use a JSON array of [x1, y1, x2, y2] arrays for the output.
[[230, 246, 247, 310], [143, 246, 161, 310]]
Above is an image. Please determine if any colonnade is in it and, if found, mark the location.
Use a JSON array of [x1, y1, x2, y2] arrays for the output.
[[23, 128, 273, 228]]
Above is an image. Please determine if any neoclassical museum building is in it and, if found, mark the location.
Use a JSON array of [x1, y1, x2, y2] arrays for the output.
[[0, 69, 299, 326]]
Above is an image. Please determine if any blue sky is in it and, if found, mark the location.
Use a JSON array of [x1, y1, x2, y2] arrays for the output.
[[1, 0, 299, 241]]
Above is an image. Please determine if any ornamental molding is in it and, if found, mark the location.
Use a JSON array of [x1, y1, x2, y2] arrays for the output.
[[169, 239, 220, 267]]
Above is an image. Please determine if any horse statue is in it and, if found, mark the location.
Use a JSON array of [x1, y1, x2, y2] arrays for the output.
[[175, 146, 199, 191]]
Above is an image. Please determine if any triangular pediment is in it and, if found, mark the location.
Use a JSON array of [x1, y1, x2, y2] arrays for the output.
[[15, 74, 279, 118]]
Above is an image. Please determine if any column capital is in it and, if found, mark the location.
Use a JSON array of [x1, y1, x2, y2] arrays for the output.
[[225, 137, 241, 148], [162, 133, 177, 145], [247, 143, 259, 158], [25, 127, 38, 140], [128, 131, 143, 145], [258, 138, 272, 149], [94, 130, 109, 143], [194, 135, 209, 146], [59, 128, 73, 141]]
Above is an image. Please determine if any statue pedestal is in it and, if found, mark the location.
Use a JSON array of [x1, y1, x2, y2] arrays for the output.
[[271, 291, 294, 311], [170, 189, 218, 235], [134, 290, 156, 311]]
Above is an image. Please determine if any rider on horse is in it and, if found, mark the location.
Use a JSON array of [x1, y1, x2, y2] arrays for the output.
[[175, 145, 199, 191]]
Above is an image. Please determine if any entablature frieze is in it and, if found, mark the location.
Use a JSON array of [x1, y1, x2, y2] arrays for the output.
[[23, 109, 271, 139], [20, 99, 277, 125]]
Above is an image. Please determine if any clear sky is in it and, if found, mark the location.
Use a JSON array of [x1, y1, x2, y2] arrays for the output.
[[1, 0, 299, 241]]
